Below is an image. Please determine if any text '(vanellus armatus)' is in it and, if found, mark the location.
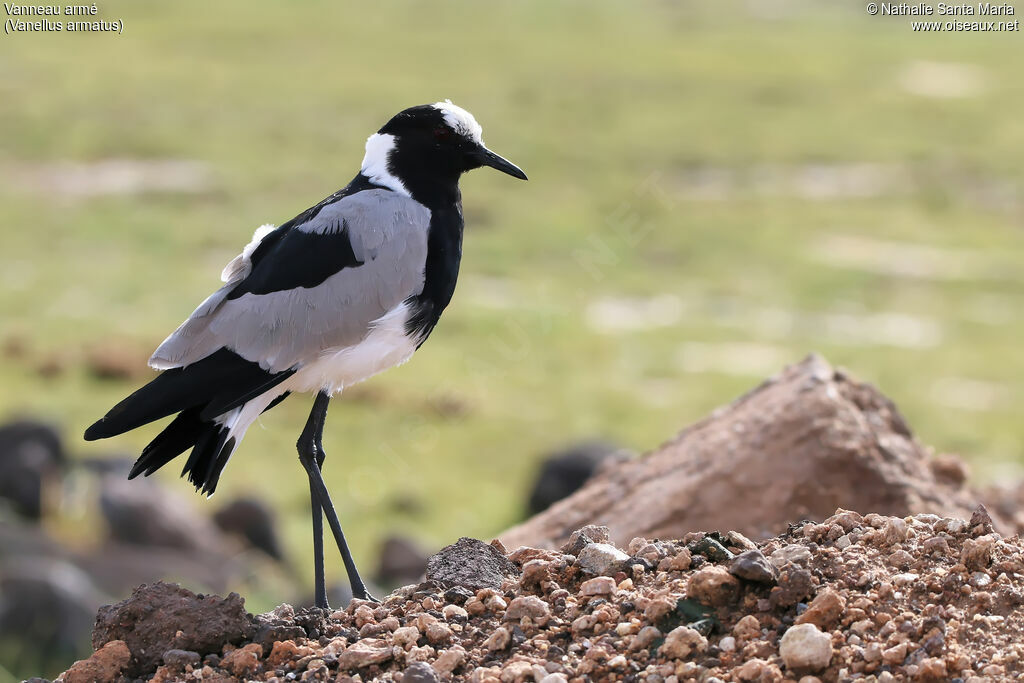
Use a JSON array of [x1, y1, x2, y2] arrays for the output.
[[84, 101, 527, 608]]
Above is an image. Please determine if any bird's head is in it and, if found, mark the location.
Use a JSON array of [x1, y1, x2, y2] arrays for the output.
[[361, 101, 527, 201]]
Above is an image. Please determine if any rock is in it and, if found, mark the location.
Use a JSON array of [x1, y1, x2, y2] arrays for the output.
[[504, 595, 551, 623], [795, 588, 846, 629], [882, 642, 908, 665], [770, 544, 811, 567], [630, 625, 661, 650], [578, 576, 616, 596], [162, 648, 201, 669], [733, 615, 761, 641], [729, 549, 778, 584], [770, 566, 814, 608], [779, 623, 832, 672], [62, 639, 131, 683], [561, 525, 611, 555], [393, 625, 420, 648], [91, 582, 253, 677], [404, 660, 442, 682], [432, 646, 466, 675], [336, 638, 392, 669], [658, 625, 708, 659], [425, 620, 453, 645], [961, 534, 997, 570], [425, 537, 518, 589], [484, 626, 511, 651], [221, 643, 261, 677], [686, 566, 741, 606], [500, 355, 1014, 549], [576, 542, 629, 576]]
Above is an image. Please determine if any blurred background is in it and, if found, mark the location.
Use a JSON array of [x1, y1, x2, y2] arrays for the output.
[[2, 0, 1023, 677]]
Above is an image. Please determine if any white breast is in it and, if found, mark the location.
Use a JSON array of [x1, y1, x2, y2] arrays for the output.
[[283, 301, 420, 396]]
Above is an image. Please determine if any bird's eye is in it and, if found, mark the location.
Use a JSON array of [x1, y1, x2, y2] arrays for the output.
[[433, 126, 453, 141]]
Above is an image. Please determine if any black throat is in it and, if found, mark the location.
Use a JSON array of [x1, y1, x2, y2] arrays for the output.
[[400, 178, 465, 345]]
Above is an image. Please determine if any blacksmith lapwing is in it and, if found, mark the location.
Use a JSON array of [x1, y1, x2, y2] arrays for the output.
[[84, 101, 527, 607]]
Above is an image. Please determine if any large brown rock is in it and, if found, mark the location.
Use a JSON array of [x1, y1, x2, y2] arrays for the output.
[[501, 355, 1010, 549]]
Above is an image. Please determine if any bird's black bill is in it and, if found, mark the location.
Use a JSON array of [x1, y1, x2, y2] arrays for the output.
[[474, 146, 528, 180]]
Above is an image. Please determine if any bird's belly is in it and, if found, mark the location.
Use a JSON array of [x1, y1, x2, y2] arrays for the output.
[[284, 302, 420, 396]]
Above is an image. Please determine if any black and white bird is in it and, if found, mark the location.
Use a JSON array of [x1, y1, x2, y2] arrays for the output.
[[84, 101, 527, 607]]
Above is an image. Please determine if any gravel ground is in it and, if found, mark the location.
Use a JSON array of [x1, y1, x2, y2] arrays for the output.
[[56, 506, 1024, 682]]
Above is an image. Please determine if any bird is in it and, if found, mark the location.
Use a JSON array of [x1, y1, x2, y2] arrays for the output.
[[83, 101, 527, 608]]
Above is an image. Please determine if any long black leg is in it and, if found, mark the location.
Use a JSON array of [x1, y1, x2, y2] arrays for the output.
[[298, 396, 329, 608], [297, 391, 375, 603], [309, 476, 328, 608]]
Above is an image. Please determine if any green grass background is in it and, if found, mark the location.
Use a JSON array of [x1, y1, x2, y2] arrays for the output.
[[2, 0, 1023, 621]]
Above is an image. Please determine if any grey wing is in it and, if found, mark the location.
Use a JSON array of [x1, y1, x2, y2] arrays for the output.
[[150, 190, 431, 372]]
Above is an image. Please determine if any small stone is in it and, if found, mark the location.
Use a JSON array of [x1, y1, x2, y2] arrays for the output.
[[770, 566, 814, 608], [962, 534, 996, 570], [162, 649, 201, 669], [922, 536, 950, 556], [881, 517, 908, 545], [735, 658, 770, 681], [432, 646, 467, 675], [576, 542, 630, 576], [689, 536, 734, 562], [404, 661, 442, 682], [669, 547, 692, 571], [733, 615, 761, 640], [267, 640, 303, 667], [393, 625, 420, 648], [795, 588, 846, 630], [888, 549, 914, 569], [687, 566, 741, 606], [425, 621, 453, 645], [63, 640, 132, 683], [485, 594, 507, 612], [770, 544, 811, 568], [539, 675, 569, 683], [579, 576, 616, 596], [220, 643, 261, 677], [562, 525, 611, 555], [970, 504, 994, 534], [882, 642, 908, 665], [337, 638, 393, 669], [504, 595, 551, 624], [970, 571, 992, 587], [443, 604, 468, 620], [719, 636, 736, 652], [630, 625, 661, 650], [779, 623, 832, 672], [918, 657, 948, 682], [658, 626, 707, 660], [519, 559, 551, 589], [484, 626, 511, 651], [729, 549, 778, 584]]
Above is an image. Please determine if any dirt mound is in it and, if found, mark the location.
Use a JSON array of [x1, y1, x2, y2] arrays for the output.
[[501, 355, 1014, 550], [55, 508, 1024, 682]]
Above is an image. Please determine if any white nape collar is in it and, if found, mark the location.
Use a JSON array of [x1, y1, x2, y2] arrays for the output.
[[432, 100, 484, 144], [360, 133, 411, 197]]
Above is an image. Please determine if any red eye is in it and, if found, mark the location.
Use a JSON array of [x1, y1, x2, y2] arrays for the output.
[[433, 126, 453, 141]]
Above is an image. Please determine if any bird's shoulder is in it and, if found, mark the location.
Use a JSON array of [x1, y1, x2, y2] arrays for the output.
[[225, 179, 431, 299]]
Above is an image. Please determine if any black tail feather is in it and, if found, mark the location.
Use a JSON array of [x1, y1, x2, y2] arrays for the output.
[[84, 349, 293, 441], [128, 407, 205, 479]]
